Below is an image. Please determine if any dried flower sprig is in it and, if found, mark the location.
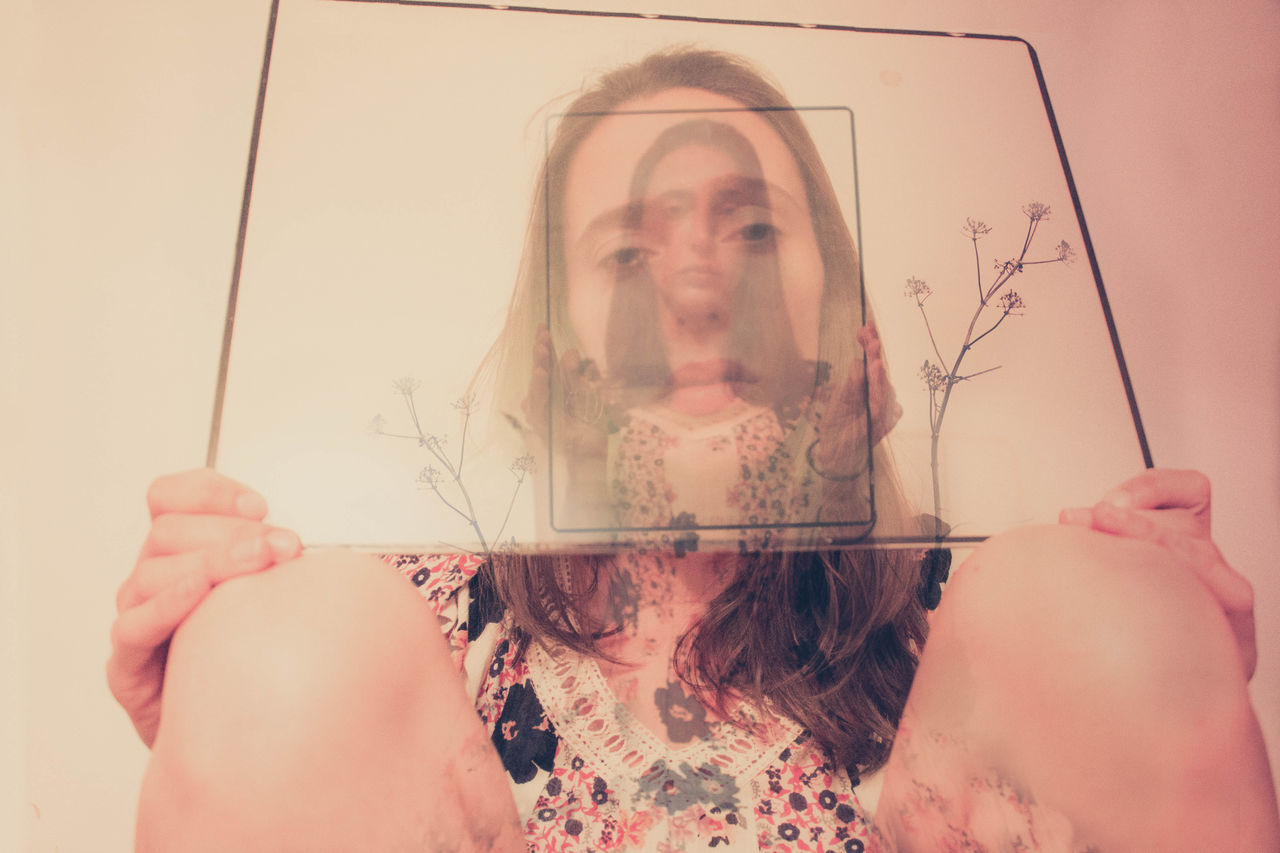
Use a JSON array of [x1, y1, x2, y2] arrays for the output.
[[906, 203, 1074, 525], [373, 380, 531, 556]]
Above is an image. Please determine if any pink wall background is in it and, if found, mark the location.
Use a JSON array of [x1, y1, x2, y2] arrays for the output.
[[5, 1, 1278, 848]]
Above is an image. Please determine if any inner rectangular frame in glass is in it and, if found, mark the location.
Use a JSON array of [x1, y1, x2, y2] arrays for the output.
[[542, 105, 877, 551]]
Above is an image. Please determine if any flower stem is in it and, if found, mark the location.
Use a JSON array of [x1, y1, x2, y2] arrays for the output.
[[925, 211, 1045, 525], [972, 237, 983, 302], [967, 311, 1012, 350], [492, 474, 525, 546], [456, 409, 471, 477], [916, 301, 948, 374]]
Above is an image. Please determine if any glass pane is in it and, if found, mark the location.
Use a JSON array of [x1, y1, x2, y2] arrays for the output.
[[211, 0, 1149, 552]]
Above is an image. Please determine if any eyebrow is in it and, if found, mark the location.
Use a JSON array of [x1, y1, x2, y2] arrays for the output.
[[573, 175, 805, 253], [574, 202, 642, 254]]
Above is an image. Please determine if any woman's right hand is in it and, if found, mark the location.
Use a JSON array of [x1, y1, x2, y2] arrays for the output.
[[808, 323, 903, 479], [522, 323, 610, 463], [521, 325, 614, 527], [107, 468, 301, 747]]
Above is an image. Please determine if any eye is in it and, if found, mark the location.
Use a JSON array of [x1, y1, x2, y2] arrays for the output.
[[611, 247, 648, 268], [719, 205, 778, 249], [601, 245, 651, 274], [737, 221, 777, 243]]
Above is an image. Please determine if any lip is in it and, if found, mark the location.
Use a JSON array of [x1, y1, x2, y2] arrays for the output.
[[669, 358, 755, 387]]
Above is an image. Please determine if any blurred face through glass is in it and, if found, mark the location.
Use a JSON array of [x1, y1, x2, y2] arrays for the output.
[[641, 141, 756, 344], [549, 88, 851, 538], [560, 88, 826, 393]]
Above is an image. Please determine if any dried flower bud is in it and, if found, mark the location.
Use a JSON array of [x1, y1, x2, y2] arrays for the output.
[[998, 291, 1025, 313], [1022, 201, 1051, 222], [392, 376, 421, 396], [904, 277, 932, 300], [919, 361, 949, 392]]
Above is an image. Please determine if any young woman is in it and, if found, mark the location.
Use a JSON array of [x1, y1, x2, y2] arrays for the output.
[[108, 49, 1278, 851]]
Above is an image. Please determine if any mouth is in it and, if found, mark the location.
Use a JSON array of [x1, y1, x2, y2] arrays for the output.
[[669, 358, 757, 387]]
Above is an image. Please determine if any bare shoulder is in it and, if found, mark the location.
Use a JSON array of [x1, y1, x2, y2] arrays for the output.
[[877, 523, 1266, 851], [140, 548, 524, 852], [165, 548, 449, 724], [947, 523, 1219, 629], [179, 548, 427, 638], [932, 522, 1242, 712], [958, 522, 1170, 583]]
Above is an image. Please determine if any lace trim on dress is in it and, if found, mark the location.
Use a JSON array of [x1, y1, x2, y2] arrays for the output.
[[529, 640, 800, 784]]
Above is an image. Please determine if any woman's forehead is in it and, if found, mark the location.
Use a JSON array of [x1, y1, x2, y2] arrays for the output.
[[563, 87, 808, 237]]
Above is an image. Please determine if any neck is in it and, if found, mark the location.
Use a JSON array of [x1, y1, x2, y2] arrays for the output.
[[594, 549, 739, 641]]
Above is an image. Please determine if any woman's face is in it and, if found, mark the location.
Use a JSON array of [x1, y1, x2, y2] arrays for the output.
[[638, 141, 757, 340], [560, 87, 826, 371]]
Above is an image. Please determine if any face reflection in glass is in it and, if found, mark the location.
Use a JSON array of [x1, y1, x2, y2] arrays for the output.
[[552, 89, 844, 536], [601, 118, 800, 406], [632, 138, 772, 339], [561, 88, 826, 400]]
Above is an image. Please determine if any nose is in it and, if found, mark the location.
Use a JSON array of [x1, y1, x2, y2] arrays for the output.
[[671, 199, 716, 261]]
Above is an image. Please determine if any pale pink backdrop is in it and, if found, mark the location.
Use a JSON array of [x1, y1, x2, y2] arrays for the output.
[[5, 1, 1278, 849]]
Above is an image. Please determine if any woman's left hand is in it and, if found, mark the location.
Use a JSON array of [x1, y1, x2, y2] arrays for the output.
[[1059, 469, 1257, 680], [808, 323, 903, 478]]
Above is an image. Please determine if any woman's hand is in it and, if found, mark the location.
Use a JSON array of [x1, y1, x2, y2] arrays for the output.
[[522, 324, 610, 462], [519, 325, 613, 526], [1059, 469, 1257, 679], [107, 468, 301, 746], [808, 323, 903, 478]]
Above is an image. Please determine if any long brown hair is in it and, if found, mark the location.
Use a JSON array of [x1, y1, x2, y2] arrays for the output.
[[480, 47, 928, 775]]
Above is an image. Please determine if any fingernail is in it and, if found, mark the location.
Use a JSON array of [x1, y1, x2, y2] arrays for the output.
[[266, 528, 301, 559], [235, 491, 268, 519]]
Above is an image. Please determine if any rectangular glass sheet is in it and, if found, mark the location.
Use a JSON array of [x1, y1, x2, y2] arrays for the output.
[[211, 0, 1150, 553]]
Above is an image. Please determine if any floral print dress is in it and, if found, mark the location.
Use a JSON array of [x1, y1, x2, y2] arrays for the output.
[[384, 552, 882, 853], [610, 400, 809, 557]]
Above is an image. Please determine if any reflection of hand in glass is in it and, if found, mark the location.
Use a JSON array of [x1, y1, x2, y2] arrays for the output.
[[522, 324, 612, 525], [807, 323, 902, 483]]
